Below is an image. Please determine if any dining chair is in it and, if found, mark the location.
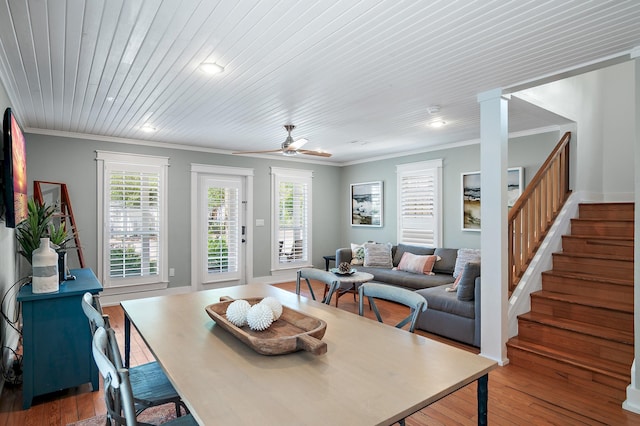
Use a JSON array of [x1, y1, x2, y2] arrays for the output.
[[296, 268, 339, 304], [358, 283, 428, 425], [81, 293, 188, 419], [358, 283, 428, 333], [92, 326, 198, 426]]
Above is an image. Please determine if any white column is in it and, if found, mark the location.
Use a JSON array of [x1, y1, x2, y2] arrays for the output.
[[623, 47, 640, 414], [477, 88, 509, 365]]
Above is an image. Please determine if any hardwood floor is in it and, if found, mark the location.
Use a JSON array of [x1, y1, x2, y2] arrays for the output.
[[1, 280, 639, 425]]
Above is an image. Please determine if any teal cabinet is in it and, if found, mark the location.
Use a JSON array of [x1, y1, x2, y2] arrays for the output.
[[17, 268, 102, 409]]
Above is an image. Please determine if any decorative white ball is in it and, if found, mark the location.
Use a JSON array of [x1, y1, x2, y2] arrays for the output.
[[260, 296, 283, 320], [246, 303, 274, 331], [226, 299, 251, 327]]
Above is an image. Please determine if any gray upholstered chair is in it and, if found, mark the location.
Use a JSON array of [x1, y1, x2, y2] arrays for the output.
[[296, 268, 340, 304], [82, 293, 188, 420], [92, 327, 198, 426], [358, 283, 428, 333]]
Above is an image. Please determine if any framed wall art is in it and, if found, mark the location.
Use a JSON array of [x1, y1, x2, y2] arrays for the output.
[[351, 181, 383, 227], [461, 167, 523, 231]]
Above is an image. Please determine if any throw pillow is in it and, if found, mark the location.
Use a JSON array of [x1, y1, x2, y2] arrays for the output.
[[350, 243, 365, 265], [397, 252, 440, 275], [392, 243, 435, 266], [456, 261, 481, 301], [453, 248, 481, 278], [363, 242, 393, 268]]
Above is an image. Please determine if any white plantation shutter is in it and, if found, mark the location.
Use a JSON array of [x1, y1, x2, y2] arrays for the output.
[[271, 167, 312, 270], [397, 160, 442, 246], [97, 151, 168, 288], [108, 170, 160, 278], [204, 177, 241, 280]]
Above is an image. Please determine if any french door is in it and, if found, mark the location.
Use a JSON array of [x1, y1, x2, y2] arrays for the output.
[[191, 165, 252, 289]]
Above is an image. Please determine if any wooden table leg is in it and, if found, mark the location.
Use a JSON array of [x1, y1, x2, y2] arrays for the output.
[[477, 374, 488, 425], [124, 314, 131, 369]]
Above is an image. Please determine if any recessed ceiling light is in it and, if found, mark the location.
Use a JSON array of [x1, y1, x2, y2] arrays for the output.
[[141, 124, 157, 133], [428, 120, 447, 128], [106, 96, 115, 102], [199, 62, 225, 75]]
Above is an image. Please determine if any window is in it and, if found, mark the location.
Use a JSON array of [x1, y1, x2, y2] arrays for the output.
[[96, 151, 168, 288], [271, 167, 312, 270], [396, 159, 442, 246]]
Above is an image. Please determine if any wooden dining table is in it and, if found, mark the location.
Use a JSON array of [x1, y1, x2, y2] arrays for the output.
[[121, 283, 496, 425]]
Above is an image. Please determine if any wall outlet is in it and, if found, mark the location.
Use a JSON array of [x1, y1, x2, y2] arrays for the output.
[[169, 268, 175, 277]]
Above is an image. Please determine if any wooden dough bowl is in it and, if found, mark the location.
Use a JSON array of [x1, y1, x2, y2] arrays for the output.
[[205, 297, 327, 356]]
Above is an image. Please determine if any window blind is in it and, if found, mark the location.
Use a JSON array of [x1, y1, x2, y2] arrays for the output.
[[207, 185, 239, 274], [397, 160, 442, 247], [108, 170, 160, 278], [271, 167, 312, 270]]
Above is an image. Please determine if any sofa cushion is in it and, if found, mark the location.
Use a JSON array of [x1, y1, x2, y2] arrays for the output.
[[457, 262, 481, 301], [416, 285, 475, 319], [363, 242, 393, 268], [453, 248, 481, 278], [359, 267, 455, 290], [392, 244, 435, 266], [397, 253, 439, 275], [432, 248, 458, 275]]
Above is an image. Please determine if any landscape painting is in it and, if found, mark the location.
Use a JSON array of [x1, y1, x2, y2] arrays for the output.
[[462, 167, 523, 231], [351, 181, 383, 226]]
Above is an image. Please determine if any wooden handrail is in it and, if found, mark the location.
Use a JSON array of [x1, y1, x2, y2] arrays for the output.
[[508, 132, 571, 292]]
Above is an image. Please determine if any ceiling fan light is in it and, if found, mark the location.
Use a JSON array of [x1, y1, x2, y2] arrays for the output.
[[282, 150, 298, 156], [200, 62, 224, 74]]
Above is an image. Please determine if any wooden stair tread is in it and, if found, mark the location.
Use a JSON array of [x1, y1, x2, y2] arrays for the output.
[[518, 312, 634, 344], [532, 290, 633, 313], [572, 217, 634, 222], [542, 270, 633, 286], [507, 336, 630, 379], [553, 251, 633, 262], [580, 202, 634, 207], [562, 234, 633, 243]]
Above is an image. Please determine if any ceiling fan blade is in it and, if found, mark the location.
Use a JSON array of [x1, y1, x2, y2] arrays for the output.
[[232, 149, 283, 155], [298, 149, 332, 158], [288, 138, 308, 150]]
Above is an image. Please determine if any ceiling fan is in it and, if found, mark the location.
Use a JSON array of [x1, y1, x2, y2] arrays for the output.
[[232, 125, 332, 157]]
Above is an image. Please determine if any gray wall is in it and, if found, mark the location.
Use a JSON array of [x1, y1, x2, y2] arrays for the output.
[[24, 133, 341, 286], [338, 131, 562, 250], [20, 129, 560, 289]]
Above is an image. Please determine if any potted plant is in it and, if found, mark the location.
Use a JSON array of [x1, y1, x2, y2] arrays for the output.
[[15, 199, 55, 264], [16, 199, 70, 281]]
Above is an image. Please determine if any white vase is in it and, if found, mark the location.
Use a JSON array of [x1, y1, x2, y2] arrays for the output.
[[32, 238, 59, 293]]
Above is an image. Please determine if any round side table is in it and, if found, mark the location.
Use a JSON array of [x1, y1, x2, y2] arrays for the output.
[[325, 271, 374, 307]]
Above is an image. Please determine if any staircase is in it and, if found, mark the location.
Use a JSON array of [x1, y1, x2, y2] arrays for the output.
[[507, 202, 634, 404]]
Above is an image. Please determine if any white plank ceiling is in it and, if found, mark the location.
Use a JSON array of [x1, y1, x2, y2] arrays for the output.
[[0, 0, 639, 164]]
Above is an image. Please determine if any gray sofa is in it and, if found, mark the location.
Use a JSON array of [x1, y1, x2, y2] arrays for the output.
[[335, 243, 481, 347]]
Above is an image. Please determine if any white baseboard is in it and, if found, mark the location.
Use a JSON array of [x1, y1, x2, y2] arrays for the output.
[[100, 274, 298, 306], [99, 285, 193, 307], [624, 361, 640, 414]]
